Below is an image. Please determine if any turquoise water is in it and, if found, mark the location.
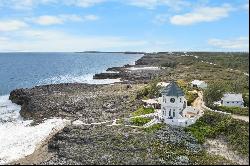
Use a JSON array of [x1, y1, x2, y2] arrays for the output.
[[0, 52, 143, 95]]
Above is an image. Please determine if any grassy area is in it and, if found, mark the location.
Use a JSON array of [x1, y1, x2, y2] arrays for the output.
[[130, 117, 151, 126], [132, 106, 155, 116], [186, 111, 249, 156], [143, 123, 165, 133], [215, 106, 249, 116]]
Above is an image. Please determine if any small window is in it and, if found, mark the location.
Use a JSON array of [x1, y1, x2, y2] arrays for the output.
[[227, 102, 229, 104], [180, 98, 182, 102], [169, 109, 171, 116], [232, 102, 234, 104]]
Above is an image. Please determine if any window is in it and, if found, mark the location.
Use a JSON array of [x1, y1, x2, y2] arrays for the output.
[[169, 109, 171, 116], [173, 111, 175, 117], [227, 102, 229, 104], [170, 98, 175, 103], [180, 98, 182, 102], [232, 102, 234, 104]]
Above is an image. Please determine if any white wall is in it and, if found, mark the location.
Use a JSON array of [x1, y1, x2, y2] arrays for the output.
[[222, 101, 244, 107], [161, 95, 186, 119]]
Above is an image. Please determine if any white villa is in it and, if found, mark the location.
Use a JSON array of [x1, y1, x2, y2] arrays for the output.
[[221, 93, 244, 107], [191, 80, 207, 89], [158, 81, 200, 127]]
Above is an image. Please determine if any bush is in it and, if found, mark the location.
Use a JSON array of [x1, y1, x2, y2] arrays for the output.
[[130, 117, 151, 126], [143, 123, 164, 133], [214, 106, 249, 116], [186, 111, 249, 156], [186, 92, 198, 106], [132, 106, 155, 116], [136, 79, 161, 99], [243, 93, 249, 107]]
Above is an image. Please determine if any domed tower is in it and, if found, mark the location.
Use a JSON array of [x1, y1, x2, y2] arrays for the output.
[[160, 81, 187, 120]]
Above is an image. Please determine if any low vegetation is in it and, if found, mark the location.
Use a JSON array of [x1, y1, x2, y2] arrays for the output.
[[213, 106, 249, 116], [136, 78, 161, 99], [130, 117, 151, 126], [176, 79, 198, 106], [186, 111, 249, 156], [143, 123, 165, 133], [132, 106, 155, 116]]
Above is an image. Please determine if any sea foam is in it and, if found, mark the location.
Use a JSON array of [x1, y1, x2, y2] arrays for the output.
[[0, 96, 70, 164]]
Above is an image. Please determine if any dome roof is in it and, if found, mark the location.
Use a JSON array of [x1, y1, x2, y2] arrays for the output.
[[161, 81, 184, 97]]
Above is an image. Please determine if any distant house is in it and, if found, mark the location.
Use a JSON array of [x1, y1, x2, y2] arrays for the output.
[[191, 80, 207, 89], [221, 93, 244, 107]]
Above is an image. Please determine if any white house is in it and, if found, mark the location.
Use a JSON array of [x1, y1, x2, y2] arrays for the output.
[[221, 93, 244, 107], [191, 80, 207, 89], [158, 81, 200, 127]]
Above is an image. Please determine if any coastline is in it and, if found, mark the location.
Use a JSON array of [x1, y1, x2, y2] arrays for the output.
[[2, 52, 249, 165], [1, 54, 146, 165]]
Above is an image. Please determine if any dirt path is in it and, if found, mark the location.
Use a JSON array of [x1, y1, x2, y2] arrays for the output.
[[195, 91, 249, 122], [192, 91, 205, 115], [205, 137, 249, 165], [231, 114, 249, 122]]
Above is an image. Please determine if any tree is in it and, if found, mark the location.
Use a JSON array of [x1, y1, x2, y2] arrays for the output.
[[204, 81, 226, 106]]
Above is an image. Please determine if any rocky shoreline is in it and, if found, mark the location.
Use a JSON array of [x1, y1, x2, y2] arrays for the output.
[[7, 53, 242, 165]]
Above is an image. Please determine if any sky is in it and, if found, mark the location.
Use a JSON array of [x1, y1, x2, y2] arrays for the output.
[[0, 0, 249, 52]]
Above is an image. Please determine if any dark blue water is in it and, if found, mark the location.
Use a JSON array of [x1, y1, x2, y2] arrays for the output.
[[0, 52, 143, 95]]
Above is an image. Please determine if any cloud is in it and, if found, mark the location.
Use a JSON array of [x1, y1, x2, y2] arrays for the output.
[[31, 14, 99, 25], [0, 20, 28, 31], [0, 0, 105, 10], [208, 37, 249, 50], [0, 29, 147, 52], [83, 15, 99, 21], [170, 4, 233, 25], [64, 0, 106, 8], [0, 0, 57, 10], [127, 0, 189, 10], [34, 15, 64, 25], [153, 14, 169, 24]]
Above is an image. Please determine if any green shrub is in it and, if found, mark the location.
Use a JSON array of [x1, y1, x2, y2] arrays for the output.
[[132, 106, 155, 116], [186, 92, 198, 106], [136, 79, 161, 99], [143, 123, 164, 133], [130, 117, 151, 126], [215, 106, 249, 116], [186, 111, 249, 156]]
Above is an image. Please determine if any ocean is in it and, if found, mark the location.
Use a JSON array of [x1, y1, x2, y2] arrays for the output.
[[0, 52, 143, 164], [0, 52, 143, 95]]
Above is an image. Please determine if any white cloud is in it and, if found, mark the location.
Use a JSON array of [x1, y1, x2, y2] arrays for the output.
[[243, 1, 249, 11], [64, 0, 106, 8], [32, 14, 99, 25], [0, 0, 56, 10], [83, 15, 99, 21], [0, 0, 105, 10], [170, 4, 233, 25], [208, 37, 249, 50], [127, 0, 189, 10], [0, 20, 28, 31], [34, 15, 64, 25], [0, 29, 147, 52]]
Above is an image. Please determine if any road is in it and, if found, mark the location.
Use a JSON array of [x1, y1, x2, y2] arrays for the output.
[[193, 91, 249, 122]]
